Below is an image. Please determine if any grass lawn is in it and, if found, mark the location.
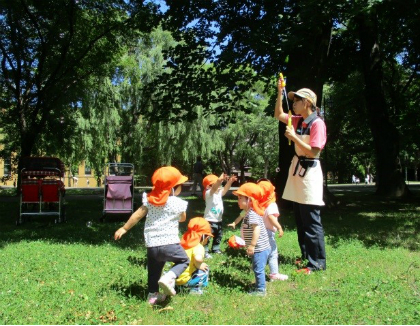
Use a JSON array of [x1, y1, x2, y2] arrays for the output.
[[0, 185, 419, 324]]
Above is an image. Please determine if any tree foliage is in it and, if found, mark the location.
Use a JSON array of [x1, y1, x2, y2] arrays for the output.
[[0, 0, 159, 186], [1, 0, 419, 197], [160, 0, 420, 197]]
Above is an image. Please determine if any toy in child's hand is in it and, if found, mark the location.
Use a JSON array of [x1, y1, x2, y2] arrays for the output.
[[228, 235, 246, 249]]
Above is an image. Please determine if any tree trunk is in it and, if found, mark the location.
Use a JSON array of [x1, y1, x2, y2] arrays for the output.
[[276, 123, 294, 209], [239, 160, 246, 184], [356, 10, 410, 197], [16, 131, 37, 194], [264, 159, 269, 179]]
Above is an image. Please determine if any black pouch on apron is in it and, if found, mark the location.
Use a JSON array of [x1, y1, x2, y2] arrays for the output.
[[293, 156, 319, 177]]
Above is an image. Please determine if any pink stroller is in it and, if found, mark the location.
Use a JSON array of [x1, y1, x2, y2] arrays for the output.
[[101, 163, 135, 222]]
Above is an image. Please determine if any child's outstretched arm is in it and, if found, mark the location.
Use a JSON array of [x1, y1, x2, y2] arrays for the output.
[[222, 175, 237, 197], [114, 205, 148, 240], [228, 210, 246, 228], [246, 224, 260, 256], [210, 173, 226, 196], [268, 214, 284, 237]]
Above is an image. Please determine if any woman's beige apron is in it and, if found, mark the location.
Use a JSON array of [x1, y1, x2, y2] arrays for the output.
[[282, 134, 325, 206]]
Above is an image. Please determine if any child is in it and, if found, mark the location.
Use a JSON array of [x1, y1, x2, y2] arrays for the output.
[[202, 173, 237, 257], [114, 166, 190, 305], [176, 217, 213, 295], [232, 182, 271, 296], [257, 180, 288, 281]]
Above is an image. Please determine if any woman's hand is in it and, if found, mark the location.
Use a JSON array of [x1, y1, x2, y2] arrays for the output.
[[285, 125, 296, 142], [277, 77, 285, 93]]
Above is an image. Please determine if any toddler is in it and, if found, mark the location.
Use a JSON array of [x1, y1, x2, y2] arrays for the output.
[[176, 217, 213, 295], [202, 173, 237, 257], [258, 180, 288, 281], [233, 182, 270, 296], [114, 166, 190, 305]]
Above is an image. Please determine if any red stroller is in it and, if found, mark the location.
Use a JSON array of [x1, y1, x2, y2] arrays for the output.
[[17, 157, 66, 225], [101, 163, 135, 222]]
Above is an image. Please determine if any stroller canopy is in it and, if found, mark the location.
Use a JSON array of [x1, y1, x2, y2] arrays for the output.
[[21, 157, 65, 177]]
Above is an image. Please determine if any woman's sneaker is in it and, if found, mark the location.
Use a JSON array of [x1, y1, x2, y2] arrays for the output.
[[147, 292, 166, 305], [158, 272, 177, 296], [269, 273, 289, 281], [248, 289, 266, 297], [296, 267, 312, 275]]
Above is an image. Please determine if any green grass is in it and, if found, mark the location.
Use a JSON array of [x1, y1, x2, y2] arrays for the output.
[[0, 187, 419, 324]]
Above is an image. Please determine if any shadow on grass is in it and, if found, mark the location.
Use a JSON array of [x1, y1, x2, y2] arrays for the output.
[[322, 191, 420, 251], [111, 281, 148, 300], [279, 254, 301, 266], [211, 270, 250, 291], [1, 187, 419, 253], [127, 255, 147, 267]]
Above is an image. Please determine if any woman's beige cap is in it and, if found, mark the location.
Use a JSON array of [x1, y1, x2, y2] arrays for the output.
[[288, 88, 317, 106]]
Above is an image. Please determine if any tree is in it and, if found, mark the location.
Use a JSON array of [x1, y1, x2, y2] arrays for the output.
[[113, 27, 226, 180], [328, 0, 420, 195], [0, 0, 159, 187], [323, 74, 375, 184], [353, 4, 407, 196], [217, 79, 278, 182], [161, 0, 420, 198], [161, 0, 338, 204]]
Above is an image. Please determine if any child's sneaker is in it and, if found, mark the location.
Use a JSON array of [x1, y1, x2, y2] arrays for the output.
[[158, 272, 176, 296], [269, 273, 289, 281], [204, 253, 213, 259], [147, 292, 166, 305], [189, 288, 204, 295]]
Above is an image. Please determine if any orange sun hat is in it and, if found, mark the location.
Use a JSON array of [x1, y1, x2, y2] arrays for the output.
[[232, 182, 265, 216], [147, 166, 188, 206], [228, 235, 246, 249], [180, 217, 213, 250], [202, 174, 218, 199], [257, 180, 276, 209]]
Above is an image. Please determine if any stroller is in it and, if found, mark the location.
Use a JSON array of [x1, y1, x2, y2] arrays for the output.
[[101, 163, 135, 222], [17, 157, 66, 225]]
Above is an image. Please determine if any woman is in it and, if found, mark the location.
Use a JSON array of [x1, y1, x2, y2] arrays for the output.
[[274, 76, 327, 274]]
